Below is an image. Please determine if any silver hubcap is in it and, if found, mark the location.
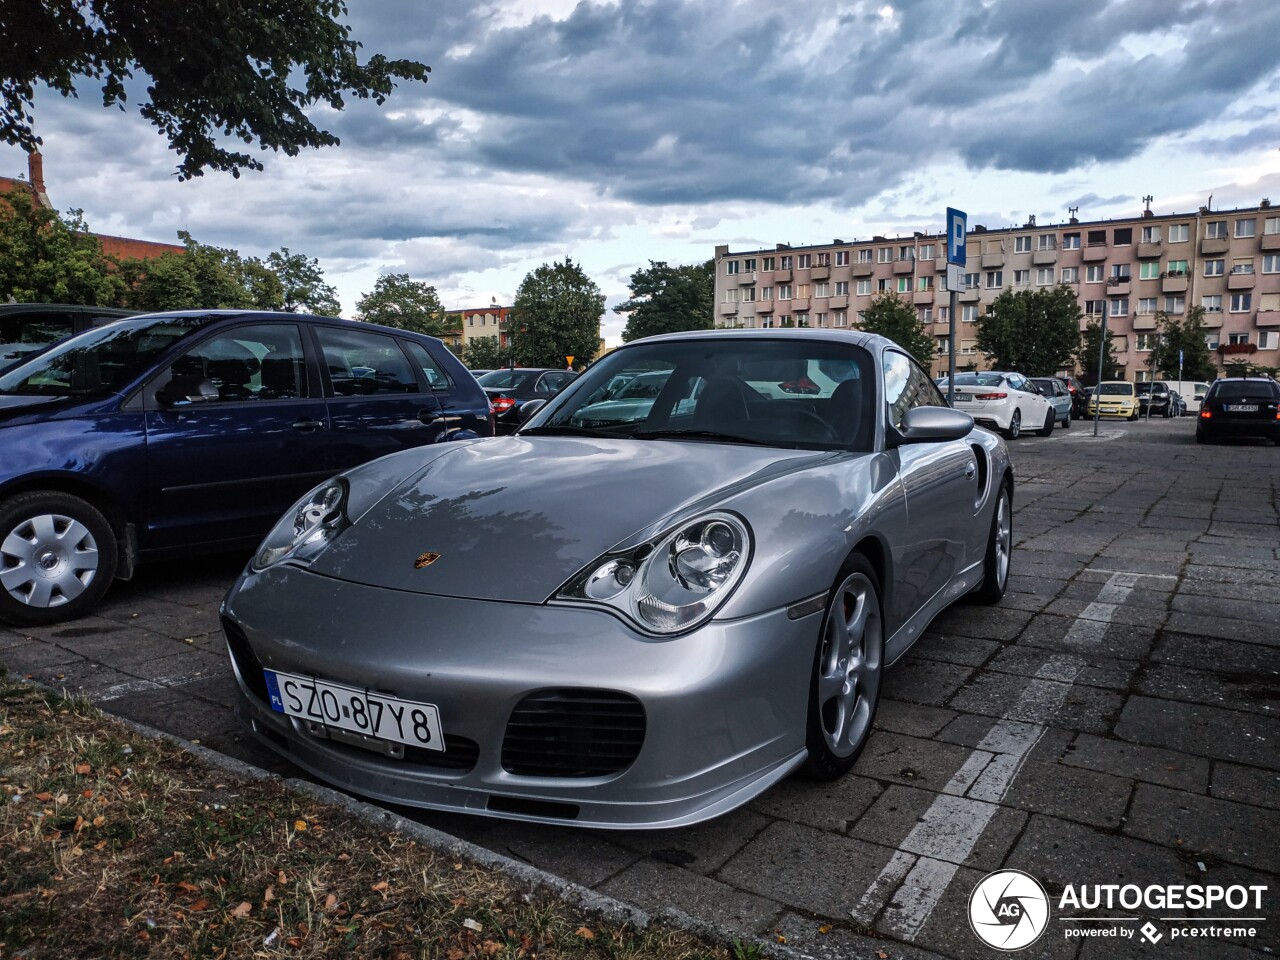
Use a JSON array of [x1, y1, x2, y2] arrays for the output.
[[994, 492, 1011, 589], [1010, 412, 1020, 437], [1, 513, 100, 608], [817, 572, 882, 758]]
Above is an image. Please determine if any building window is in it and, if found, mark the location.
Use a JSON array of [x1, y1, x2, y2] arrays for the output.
[[962, 305, 978, 323], [1087, 229, 1107, 246], [778, 284, 792, 300], [781, 255, 793, 269], [1228, 332, 1249, 345], [960, 340, 979, 356], [763, 256, 775, 271], [985, 270, 1003, 289], [1138, 297, 1157, 314], [1230, 293, 1252, 312], [1113, 227, 1132, 245], [917, 276, 933, 292], [1140, 226, 1161, 243], [761, 318, 774, 329], [834, 311, 848, 327], [1062, 233, 1081, 249], [1139, 261, 1161, 280], [1264, 255, 1280, 274], [1201, 295, 1222, 313], [878, 247, 893, 263], [816, 252, 830, 266], [1038, 235, 1057, 250], [1086, 265, 1105, 283], [761, 286, 773, 300], [1203, 259, 1224, 277], [1110, 263, 1131, 280], [919, 244, 936, 260], [814, 282, 830, 298], [897, 245, 914, 261], [1230, 258, 1255, 275], [725, 260, 739, 275], [1136, 333, 1158, 351], [1060, 266, 1079, 283], [897, 276, 911, 293], [835, 250, 850, 266], [919, 306, 933, 322], [742, 287, 755, 302], [858, 249, 874, 263], [1205, 220, 1227, 239], [1265, 216, 1280, 235], [1166, 259, 1188, 276], [723, 289, 739, 303], [1163, 295, 1185, 314], [778, 315, 791, 326], [1205, 333, 1220, 349], [1036, 267, 1055, 285], [938, 306, 950, 322], [1014, 269, 1030, 286], [1235, 219, 1256, 238], [1014, 236, 1032, 253], [1085, 300, 1105, 316], [798, 254, 811, 269], [814, 312, 827, 327], [936, 337, 949, 354], [797, 283, 811, 298], [856, 279, 871, 296], [834, 281, 849, 295], [1168, 223, 1189, 242], [1110, 298, 1129, 317], [743, 258, 756, 271], [1260, 330, 1279, 350], [985, 239, 1003, 254], [877, 278, 890, 292], [964, 272, 980, 289]]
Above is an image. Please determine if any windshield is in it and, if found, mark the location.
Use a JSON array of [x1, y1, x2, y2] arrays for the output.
[[477, 369, 536, 389], [942, 373, 1005, 388], [1211, 380, 1280, 400], [1097, 382, 1134, 396], [0, 314, 211, 397], [525, 337, 876, 451]]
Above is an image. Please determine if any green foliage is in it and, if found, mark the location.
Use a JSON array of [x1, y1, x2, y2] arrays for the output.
[[354, 273, 446, 336], [976, 285, 1081, 376], [616, 260, 714, 342], [461, 336, 507, 370], [0, 190, 122, 304], [267, 248, 341, 315], [510, 259, 604, 370], [1150, 307, 1218, 382], [1077, 318, 1122, 385], [858, 291, 935, 369], [1, 1, 429, 180]]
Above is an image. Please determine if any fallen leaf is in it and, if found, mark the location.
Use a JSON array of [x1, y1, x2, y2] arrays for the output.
[[575, 927, 595, 939], [175, 881, 200, 894], [818, 923, 832, 934], [450, 895, 467, 907], [446, 950, 465, 960], [263, 884, 275, 905], [293, 819, 308, 831], [35, 792, 52, 801], [337, 852, 350, 862], [324, 894, 338, 912], [481, 940, 502, 955], [75, 763, 91, 775], [286, 937, 303, 949], [278, 870, 290, 885], [81, 790, 93, 799], [92, 816, 105, 828], [371, 880, 389, 893], [190, 899, 209, 912], [230, 902, 252, 919], [878, 952, 889, 959]]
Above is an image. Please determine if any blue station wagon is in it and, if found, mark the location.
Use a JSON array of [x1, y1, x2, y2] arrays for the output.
[[0, 310, 492, 626]]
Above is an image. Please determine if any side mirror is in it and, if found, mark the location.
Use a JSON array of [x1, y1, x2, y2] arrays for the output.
[[158, 374, 219, 406], [518, 398, 547, 422], [892, 406, 974, 445]]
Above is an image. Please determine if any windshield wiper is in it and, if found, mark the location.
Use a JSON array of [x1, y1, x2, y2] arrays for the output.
[[631, 428, 772, 446], [518, 424, 626, 438]]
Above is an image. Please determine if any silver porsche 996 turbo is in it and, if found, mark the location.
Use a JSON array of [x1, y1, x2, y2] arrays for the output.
[[220, 330, 1013, 829]]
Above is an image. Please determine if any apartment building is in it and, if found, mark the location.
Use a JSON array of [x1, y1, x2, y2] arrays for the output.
[[713, 202, 1280, 379]]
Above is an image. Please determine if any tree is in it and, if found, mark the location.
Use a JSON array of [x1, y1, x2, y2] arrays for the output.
[[1077, 318, 1122, 385], [1150, 307, 1218, 382], [615, 260, 713, 342], [267, 248, 340, 315], [2, 1, 429, 181], [462, 336, 507, 370], [857, 291, 935, 369], [510, 259, 604, 370], [976, 285, 1081, 375], [0, 189, 122, 304], [117, 231, 289, 311], [354, 274, 446, 336]]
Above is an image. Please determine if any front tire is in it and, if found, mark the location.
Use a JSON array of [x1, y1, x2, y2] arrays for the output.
[[0, 492, 118, 627], [800, 555, 883, 780], [1061, 409, 1071, 429], [970, 483, 1012, 605], [1036, 409, 1055, 437], [1002, 410, 1022, 440]]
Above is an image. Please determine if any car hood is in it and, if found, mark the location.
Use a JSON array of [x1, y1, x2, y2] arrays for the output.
[[306, 436, 829, 602]]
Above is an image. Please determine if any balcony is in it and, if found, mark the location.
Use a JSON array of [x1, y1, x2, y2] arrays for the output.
[[756, 300, 774, 314], [719, 302, 738, 316], [1219, 343, 1257, 356], [1031, 249, 1057, 265], [1200, 237, 1229, 255], [851, 261, 875, 278], [809, 264, 830, 280], [913, 288, 936, 305], [738, 271, 757, 285], [788, 298, 810, 313], [1262, 232, 1280, 251], [1106, 278, 1131, 296], [981, 252, 1005, 267], [1132, 314, 1158, 330], [959, 287, 980, 302], [935, 258, 950, 272], [828, 295, 849, 309], [1227, 271, 1256, 290], [1082, 244, 1108, 262], [1161, 272, 1189, 293], [893, 258, 915, 275], [1137, 242, 1163, 259], [1256, 310, 1280, 327], [1200, 311, 1224, 329], [771, 268, 793, 283]]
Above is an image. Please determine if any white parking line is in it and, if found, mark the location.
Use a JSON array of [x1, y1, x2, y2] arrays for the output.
[[851, 571, 1138, 939], [93, 673, 209, 702]]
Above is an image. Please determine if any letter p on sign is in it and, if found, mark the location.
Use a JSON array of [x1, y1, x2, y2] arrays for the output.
[[947, 207, 967, 266]]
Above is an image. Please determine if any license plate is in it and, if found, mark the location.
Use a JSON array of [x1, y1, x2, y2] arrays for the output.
[[1226, 404, 1259, 412], [264, 669, 444, 751]]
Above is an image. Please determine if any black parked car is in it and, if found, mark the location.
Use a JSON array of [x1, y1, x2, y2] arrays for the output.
[[0, 302, 141, 370], [0, 310, 492, 626], [476, 367, 578, 433], [1136, 381, 1177, 418], [1196, 378, 1280, 445], [1055, 376, 1089, 418]]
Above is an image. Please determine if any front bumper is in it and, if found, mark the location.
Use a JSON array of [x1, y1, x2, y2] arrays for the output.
[[222, 565, 820, 829]]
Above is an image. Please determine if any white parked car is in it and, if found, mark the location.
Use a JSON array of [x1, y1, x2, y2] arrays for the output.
[[1167, 380, 1212, 416], [940, 371, 1056, 439]]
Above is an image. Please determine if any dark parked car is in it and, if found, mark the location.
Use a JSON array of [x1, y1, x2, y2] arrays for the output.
[[0, 310, 492, 626], [0, 302, 141, 370], [1196, 378, 1280, 445], [1136, 380, 1177, 418], [1029, 377, 1072, 428], [476, 367, 578, 433], [1055, 375, 1089, 418]]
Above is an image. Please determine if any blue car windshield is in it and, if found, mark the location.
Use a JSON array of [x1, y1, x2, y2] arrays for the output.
[[0, 315, 211, 397]]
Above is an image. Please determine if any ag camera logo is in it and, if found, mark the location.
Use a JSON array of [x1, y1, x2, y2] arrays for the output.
[[969, 870, 1050, 951]]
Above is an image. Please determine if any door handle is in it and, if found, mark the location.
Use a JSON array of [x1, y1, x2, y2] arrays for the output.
[[964, 461, 977, 480], [292, 418, 324, 433], [417, 409, 439, 425]]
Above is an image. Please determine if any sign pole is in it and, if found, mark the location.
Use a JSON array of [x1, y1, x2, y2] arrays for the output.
[[1093, 312, 1109, 437], [945, 207, 967, 407]]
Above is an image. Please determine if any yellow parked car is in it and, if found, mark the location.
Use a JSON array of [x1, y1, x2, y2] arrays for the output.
[[1088, 381, 1140, 420]]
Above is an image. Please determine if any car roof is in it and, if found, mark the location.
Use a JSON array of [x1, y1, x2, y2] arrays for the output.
[[126, 309, 448, 345], [0, 302, 139, 317], [624, 327, 892, 354]]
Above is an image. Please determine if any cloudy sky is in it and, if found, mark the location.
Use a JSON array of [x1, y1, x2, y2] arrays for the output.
[[4, 0, 1280, 343]]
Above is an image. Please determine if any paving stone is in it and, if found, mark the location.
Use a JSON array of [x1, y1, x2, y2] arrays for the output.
[[480, 821, 640, 887], [747, 774, 883, 835], [1017, 614, 1158, 660], [602, 858, 782, 933], [1209, 762, 1280, 811], [768, 912, 946, 960], [612, 806, 772, 875], [874, 699, 957, 738], [1137, 663, 1279, 717], [986, 646, 1138, 692], [926, 606, 1035, 642], [1114, 696, 1280, 769], [881, 656, 976, 706], [20, 660, 138, 698], [1124, 784, 1279, 875], [935, 713, 1073, 768], [908, 632, 1000, 668], [946, 672, 1124, 736], [1170, 593, 1280, 627], [854, 732, 977, 793], [1153, 633, 1280, 675], [1061, 734, 1211, 794]]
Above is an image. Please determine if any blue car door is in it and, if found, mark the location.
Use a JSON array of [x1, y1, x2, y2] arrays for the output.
[[141, 321, 333, 552], [310, 325, 447, 471]]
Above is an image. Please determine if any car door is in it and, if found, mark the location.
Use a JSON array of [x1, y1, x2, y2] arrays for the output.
[[400, 338, 489, 438], [1009, 374, 1048, 426], [883, 350, 979, 623], [312, 324, 447, 472], [141, 321, 333, 552]]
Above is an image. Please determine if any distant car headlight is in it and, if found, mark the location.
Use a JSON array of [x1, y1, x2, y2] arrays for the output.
[[556, 512, 752, 635], [251, 478, 350, 571]]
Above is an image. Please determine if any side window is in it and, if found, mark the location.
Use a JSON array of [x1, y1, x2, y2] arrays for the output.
[[401, 340, 452, 391], [315, 327, 417, 396], [535, 372, 573, 397], [168, 324, 304, 402], [883, 351, 944, 430]]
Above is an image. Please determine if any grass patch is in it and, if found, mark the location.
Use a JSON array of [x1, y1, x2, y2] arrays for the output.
[[0, 679, 737, 959]]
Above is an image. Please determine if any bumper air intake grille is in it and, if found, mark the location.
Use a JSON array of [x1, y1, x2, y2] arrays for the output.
[[501, 688, 645, 777], [222, 616, 269, 704]]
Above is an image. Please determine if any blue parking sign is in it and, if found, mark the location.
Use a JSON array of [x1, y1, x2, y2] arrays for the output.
[[947, 207, 967, 266]]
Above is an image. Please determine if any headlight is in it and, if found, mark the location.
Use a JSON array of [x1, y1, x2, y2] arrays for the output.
[[251, 478, 350, 571], [556, 512, 751, 635]]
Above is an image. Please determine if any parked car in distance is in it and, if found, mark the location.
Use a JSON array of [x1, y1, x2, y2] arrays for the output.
[[467, 369, 493, 378], [0, 310, 491, 626], [0, 302, 141, 370], [1168, 380, 1212, 415], [1136, 381, 1179, 418], [1088, 381, 1139, 420], [1029, 377, 1072, 429], [1167, 391, 1188, 418], [1055, 375, 1089, 418], [1196, 377, 1280, 445], [569, 369, 704, 429], [939, 371, 1056, 439], [476, 367, 579, 433], [220, 329, 1013, 828]]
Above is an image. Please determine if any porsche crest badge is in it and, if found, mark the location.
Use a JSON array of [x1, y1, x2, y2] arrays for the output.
[[414, 552, 442, 569]]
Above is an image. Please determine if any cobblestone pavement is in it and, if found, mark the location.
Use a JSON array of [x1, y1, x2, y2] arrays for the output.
[[3, 417, 1277, 959]]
